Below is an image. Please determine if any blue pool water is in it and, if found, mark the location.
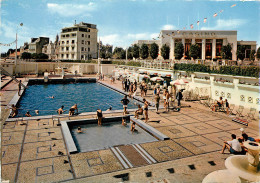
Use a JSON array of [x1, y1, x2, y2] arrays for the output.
[[18, 83, 141, 116]]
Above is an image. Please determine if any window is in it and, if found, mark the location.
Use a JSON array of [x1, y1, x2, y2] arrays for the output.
[[240, 95, 245, 101], [88, 35, 90, 38], [66, 34, 70, 37], [82, 34, 84, 37], [72, 47, 75, 51], [61, 54, 64, 58], [81, 47, 84, 51], [72, 54, 74, 59], [71, 40, 75, 44], [66, 47, 69, 51], [61, 47, 64, 51], [88, 41, 90, 45], [62, 41, 65, 44], [66, 40, 69, 44], [82, 40, 84, 44], [66, 54, 69, 58], [88, 48, 90, 51], [248, 97, 253, 103], [85, 48, 87, 51]]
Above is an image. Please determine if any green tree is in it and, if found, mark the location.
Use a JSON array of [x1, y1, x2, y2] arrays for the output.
[[38, 53, 48, 59], [161, 44, 170, 60], [174, 42, 184, 59], [149, 43, 159, 60], [132, 44, 140, 59], [113, 47, 124, 59], [256, 47, 260, 59], [127, 47, 133, 60], [250, 50, 256, 61], [221, 44, 232, 60], [237, 45, 246, 60], [31, 53, 38, 59], [140, 44, 149, 59], [189, 44, 200, 59], [21, 52, 32, 60]]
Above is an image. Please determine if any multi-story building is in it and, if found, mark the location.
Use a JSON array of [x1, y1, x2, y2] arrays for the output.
[[59, 22, 98, 60], [28, 37, 49, 54], [134, 30, 257, 60], [42, 41, 57, 59]]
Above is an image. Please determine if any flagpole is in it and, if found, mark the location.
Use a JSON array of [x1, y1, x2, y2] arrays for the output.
[[178, 15, 180, 29], [198, 12, 200, 30]]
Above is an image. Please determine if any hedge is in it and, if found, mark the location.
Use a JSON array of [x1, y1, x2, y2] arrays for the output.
[[174, 63, 259, 78], [112, 61, 141, 67]]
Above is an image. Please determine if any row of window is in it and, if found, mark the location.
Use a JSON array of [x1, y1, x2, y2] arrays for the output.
[[61, 40, 91, 45], [61, 33, 91, 38], [215, 90, 259, 104], [60, 47, 91, 52], [61, 54, 75, 59]]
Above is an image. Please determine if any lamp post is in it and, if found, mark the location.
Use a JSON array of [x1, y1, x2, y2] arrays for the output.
[[15, 23, 23, 66]]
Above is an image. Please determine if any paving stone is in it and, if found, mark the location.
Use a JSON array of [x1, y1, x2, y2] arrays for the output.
[[165, 114, 200, 125], [155, 125, 196, 139], [2, 144, 22, 164], [182, 122, 222, 135], [24, 128, 62, 143], [1, 163, 17, 183]]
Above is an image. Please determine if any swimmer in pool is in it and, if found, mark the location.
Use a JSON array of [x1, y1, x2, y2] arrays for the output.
[[57, 106, 65, 115], [77, 127, 83, 133], [131, 122, 138, 132], [48, 96, 54, 99]]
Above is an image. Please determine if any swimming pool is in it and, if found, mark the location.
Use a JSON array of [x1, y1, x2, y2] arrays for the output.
[[61, 116, 158, 153], [17, 82, 141, 116]]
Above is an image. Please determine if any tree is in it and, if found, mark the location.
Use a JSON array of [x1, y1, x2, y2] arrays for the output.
[[38, 53, 49, 59], [31, 53, 38, 59], [113, 47, 125, 59], [140, 44, 149, 59], [21, 52, 32, 60], [221, 44, 232, 60], [174, 42, 184, 60], [161, 44, 170, 60], [237, 45, 246, 60], [250, 50, 256, 61], [256, 47, 260, 59], [127, 47, 133, 60], [149, 43, 159, 60], [189, 44, 200, 59], [132, 44, 139, 59]]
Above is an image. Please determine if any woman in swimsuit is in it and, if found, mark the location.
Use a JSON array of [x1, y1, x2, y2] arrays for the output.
[[97, 109, 103, 126]]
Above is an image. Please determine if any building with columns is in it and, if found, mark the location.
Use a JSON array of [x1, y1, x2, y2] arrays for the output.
[[134, 30, 257, 61]]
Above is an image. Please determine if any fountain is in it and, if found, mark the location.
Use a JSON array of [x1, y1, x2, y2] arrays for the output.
[[203, 141, 260, 183]]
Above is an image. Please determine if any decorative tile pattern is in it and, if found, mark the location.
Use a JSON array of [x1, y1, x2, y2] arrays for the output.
[[257, 98, 260, 104], [227, 93, 231, 99], [37, 145, 52, 153], [240, 95, 245, 102], [248, 97, 253, 103], [215, 90, 219, 96], [36, 165, 54, 176], [220, 91, 225, 97], [158, 146, 174, 153], [87, 157, 104, 167]]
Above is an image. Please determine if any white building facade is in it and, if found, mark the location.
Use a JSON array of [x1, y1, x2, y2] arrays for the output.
[[59, 22, 98, 60]]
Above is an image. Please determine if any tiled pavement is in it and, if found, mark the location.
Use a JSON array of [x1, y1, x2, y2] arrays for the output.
[[1, 77, 259, 182]]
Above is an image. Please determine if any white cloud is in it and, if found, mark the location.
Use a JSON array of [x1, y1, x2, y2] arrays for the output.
[[47, 2, 96, 17], [100, 32, 159, 48], [162, 24, 177, 30], [201, 19, 247, 30]]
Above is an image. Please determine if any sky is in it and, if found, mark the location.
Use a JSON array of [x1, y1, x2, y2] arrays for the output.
[[0, 0, 259, 53]]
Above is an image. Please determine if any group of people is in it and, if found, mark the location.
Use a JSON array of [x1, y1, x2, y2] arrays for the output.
[[98, 73, 105, 80], [211, 96, 230, 114], [122, 78, 138, 96], [57, 104, 78, 116], [220, 128, 258, 155]]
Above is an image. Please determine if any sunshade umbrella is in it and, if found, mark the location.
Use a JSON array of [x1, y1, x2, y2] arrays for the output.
[[170, 79, 189, 85], [151, 77, 164, 82]]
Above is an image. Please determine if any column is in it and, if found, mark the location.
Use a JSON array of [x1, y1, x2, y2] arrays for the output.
[[182, 39, 185, 46], [232, 42, 237, 60], [212, 39, 216, 59], [170, 38, 175, 60], [192, 39, 195, 45], [202, 39, 206, 60]]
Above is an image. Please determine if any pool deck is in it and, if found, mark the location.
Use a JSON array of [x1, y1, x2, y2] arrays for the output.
[[1, 76, 259, 182]]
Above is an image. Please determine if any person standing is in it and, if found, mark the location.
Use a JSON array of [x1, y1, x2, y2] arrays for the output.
[[97, 109, 103, 126], [176, 89, 183, 107], [143, 98, 149, 123], [18, 80, 22, 96], [124, 79, 128, 92], [154, 93, 160, 113], [121, 95, 130, 114]]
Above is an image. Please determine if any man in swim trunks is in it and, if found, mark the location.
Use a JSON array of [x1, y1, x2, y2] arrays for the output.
[[69, 104, 78, 116], [57, 106, 64, 115]]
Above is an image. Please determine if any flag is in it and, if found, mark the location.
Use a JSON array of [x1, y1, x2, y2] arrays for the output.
[[213, 13, 217, 17], [204, 18, 207, 23], [190, 24, 193, 29], [197, 21, 200, 25], [231, 4, 236, 8], [219, 10, 224, 13]]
